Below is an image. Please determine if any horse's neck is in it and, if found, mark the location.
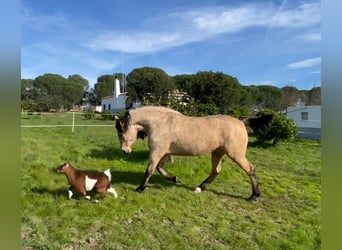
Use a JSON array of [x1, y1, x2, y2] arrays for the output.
[[130, 109, 155, 128], [130, 108, 176, 130]]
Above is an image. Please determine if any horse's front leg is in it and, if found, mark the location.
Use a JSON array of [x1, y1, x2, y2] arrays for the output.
[[136, 152, 164, 193], [157, 155, 180, 183], [195, 150, 224, 193]]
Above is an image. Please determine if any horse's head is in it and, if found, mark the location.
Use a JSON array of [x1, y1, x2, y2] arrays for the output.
[[115, 112, 145, 154]]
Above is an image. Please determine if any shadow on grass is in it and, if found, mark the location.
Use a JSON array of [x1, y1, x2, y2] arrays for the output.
[[30, 187, 116, 200], [31, 187, 68, 198], [87, 144, 149, 162], [178, 183, 249, 201], [209, 189, 251, 201], [111, 171, 249, 201], [112, 166, 253, 201], [110, 170, 180, 191], [248, 140, 274, 149]]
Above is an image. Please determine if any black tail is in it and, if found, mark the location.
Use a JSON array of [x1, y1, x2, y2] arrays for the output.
[[244, 114, 274, 131]]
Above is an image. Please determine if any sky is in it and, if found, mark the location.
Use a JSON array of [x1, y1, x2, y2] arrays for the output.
[[21, 0, 321, 90]]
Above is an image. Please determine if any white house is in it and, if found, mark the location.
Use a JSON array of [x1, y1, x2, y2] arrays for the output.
[[286, 102, 321, 140], [101, 77, 141, 113]]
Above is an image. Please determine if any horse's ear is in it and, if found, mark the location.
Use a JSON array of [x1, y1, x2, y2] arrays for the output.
[[136, 124, 144, 131], [114, 115, 120, 121]]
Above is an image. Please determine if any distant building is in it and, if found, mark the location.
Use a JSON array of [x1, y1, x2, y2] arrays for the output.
[[101, 77, 141, 113], [81, 104, 102, 113], [285, 101, 321, 140]]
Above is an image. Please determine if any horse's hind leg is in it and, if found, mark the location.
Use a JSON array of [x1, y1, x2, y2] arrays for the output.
[[157, 155, 180, 183], [195, 150, 225, 193], [233, 156, 260, 201]]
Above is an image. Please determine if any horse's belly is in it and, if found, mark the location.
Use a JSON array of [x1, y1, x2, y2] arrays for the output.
[[170, 140, 217, 156]]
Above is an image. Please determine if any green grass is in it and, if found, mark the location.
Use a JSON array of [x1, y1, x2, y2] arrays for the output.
[[21, 113, 321, 249]]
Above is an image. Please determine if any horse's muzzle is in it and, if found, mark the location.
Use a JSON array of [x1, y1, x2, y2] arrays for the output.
[[122, 149, 131, 154]]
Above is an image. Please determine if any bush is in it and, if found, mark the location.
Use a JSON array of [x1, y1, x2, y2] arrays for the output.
[[196, 103, 218, 116], [253, 109, 298, 144], [64, 102, 73, 111], [167, 96, 218, 116], [101, 111, 114, 120], [228, 107, 250, 119], [270, 115, 298, 144], [83, 109, 95, 120], [21, 99, 35, 111]]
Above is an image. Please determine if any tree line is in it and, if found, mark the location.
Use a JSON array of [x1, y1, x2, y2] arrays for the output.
[[21, 67, 321, 114], [21, 74, 89, 112]]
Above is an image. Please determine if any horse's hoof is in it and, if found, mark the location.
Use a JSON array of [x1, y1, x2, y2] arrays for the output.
[[135, 186, 145, 193], [194, 187, 202, 193], [248, 194, 258, 202], [173, 176, 181, 183]]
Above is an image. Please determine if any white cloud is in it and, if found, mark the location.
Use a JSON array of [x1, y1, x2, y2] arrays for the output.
[[184, 2, 320, 34], [192, 6, 267, 33], [287, 57, 321, 69], [85, 32, 184, 54], [84, 2, 320, 54], [296, 32, 321, 42], [268, 3, 320, 28], [21, 7, 72, 33]]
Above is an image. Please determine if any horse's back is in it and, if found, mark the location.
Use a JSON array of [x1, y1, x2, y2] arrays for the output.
[[159, 114, 248, 155], [181, 115, 247, 137]]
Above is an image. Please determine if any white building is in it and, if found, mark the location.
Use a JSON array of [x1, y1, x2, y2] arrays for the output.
[[286, 102, 321, 140], [101, 77, 141, 113]]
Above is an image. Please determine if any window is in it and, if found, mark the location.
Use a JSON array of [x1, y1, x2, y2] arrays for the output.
[[301, 112, 308, 120], [108, 104, 111, 110], [103, 104, 106, 110]]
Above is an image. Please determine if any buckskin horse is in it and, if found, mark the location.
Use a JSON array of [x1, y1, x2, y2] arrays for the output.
[[115, 106, 260, 201]]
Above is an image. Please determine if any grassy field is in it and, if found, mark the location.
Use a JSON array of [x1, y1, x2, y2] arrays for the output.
[[21, 113, 321, 249]]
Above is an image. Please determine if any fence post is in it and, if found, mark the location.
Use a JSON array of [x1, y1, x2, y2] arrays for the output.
[[72, 112, 75, 133]]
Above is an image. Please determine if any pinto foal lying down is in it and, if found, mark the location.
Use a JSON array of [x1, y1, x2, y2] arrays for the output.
[[56, 162, 118, 202]]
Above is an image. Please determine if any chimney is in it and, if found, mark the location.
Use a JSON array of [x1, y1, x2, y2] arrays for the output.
[[114, 76, 120, 98]]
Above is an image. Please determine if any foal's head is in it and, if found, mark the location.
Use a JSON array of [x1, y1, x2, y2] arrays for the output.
[[115, 112, 145, 154], [56, 161, 72, 174]]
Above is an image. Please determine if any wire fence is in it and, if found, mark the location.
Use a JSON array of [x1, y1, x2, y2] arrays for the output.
[[21, 111, 116, 133]]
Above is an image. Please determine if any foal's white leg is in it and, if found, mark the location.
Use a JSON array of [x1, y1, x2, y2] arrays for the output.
[[68, 190, 73, 199], [85, 195, 99, 203], [107, 187, 118, 198]]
